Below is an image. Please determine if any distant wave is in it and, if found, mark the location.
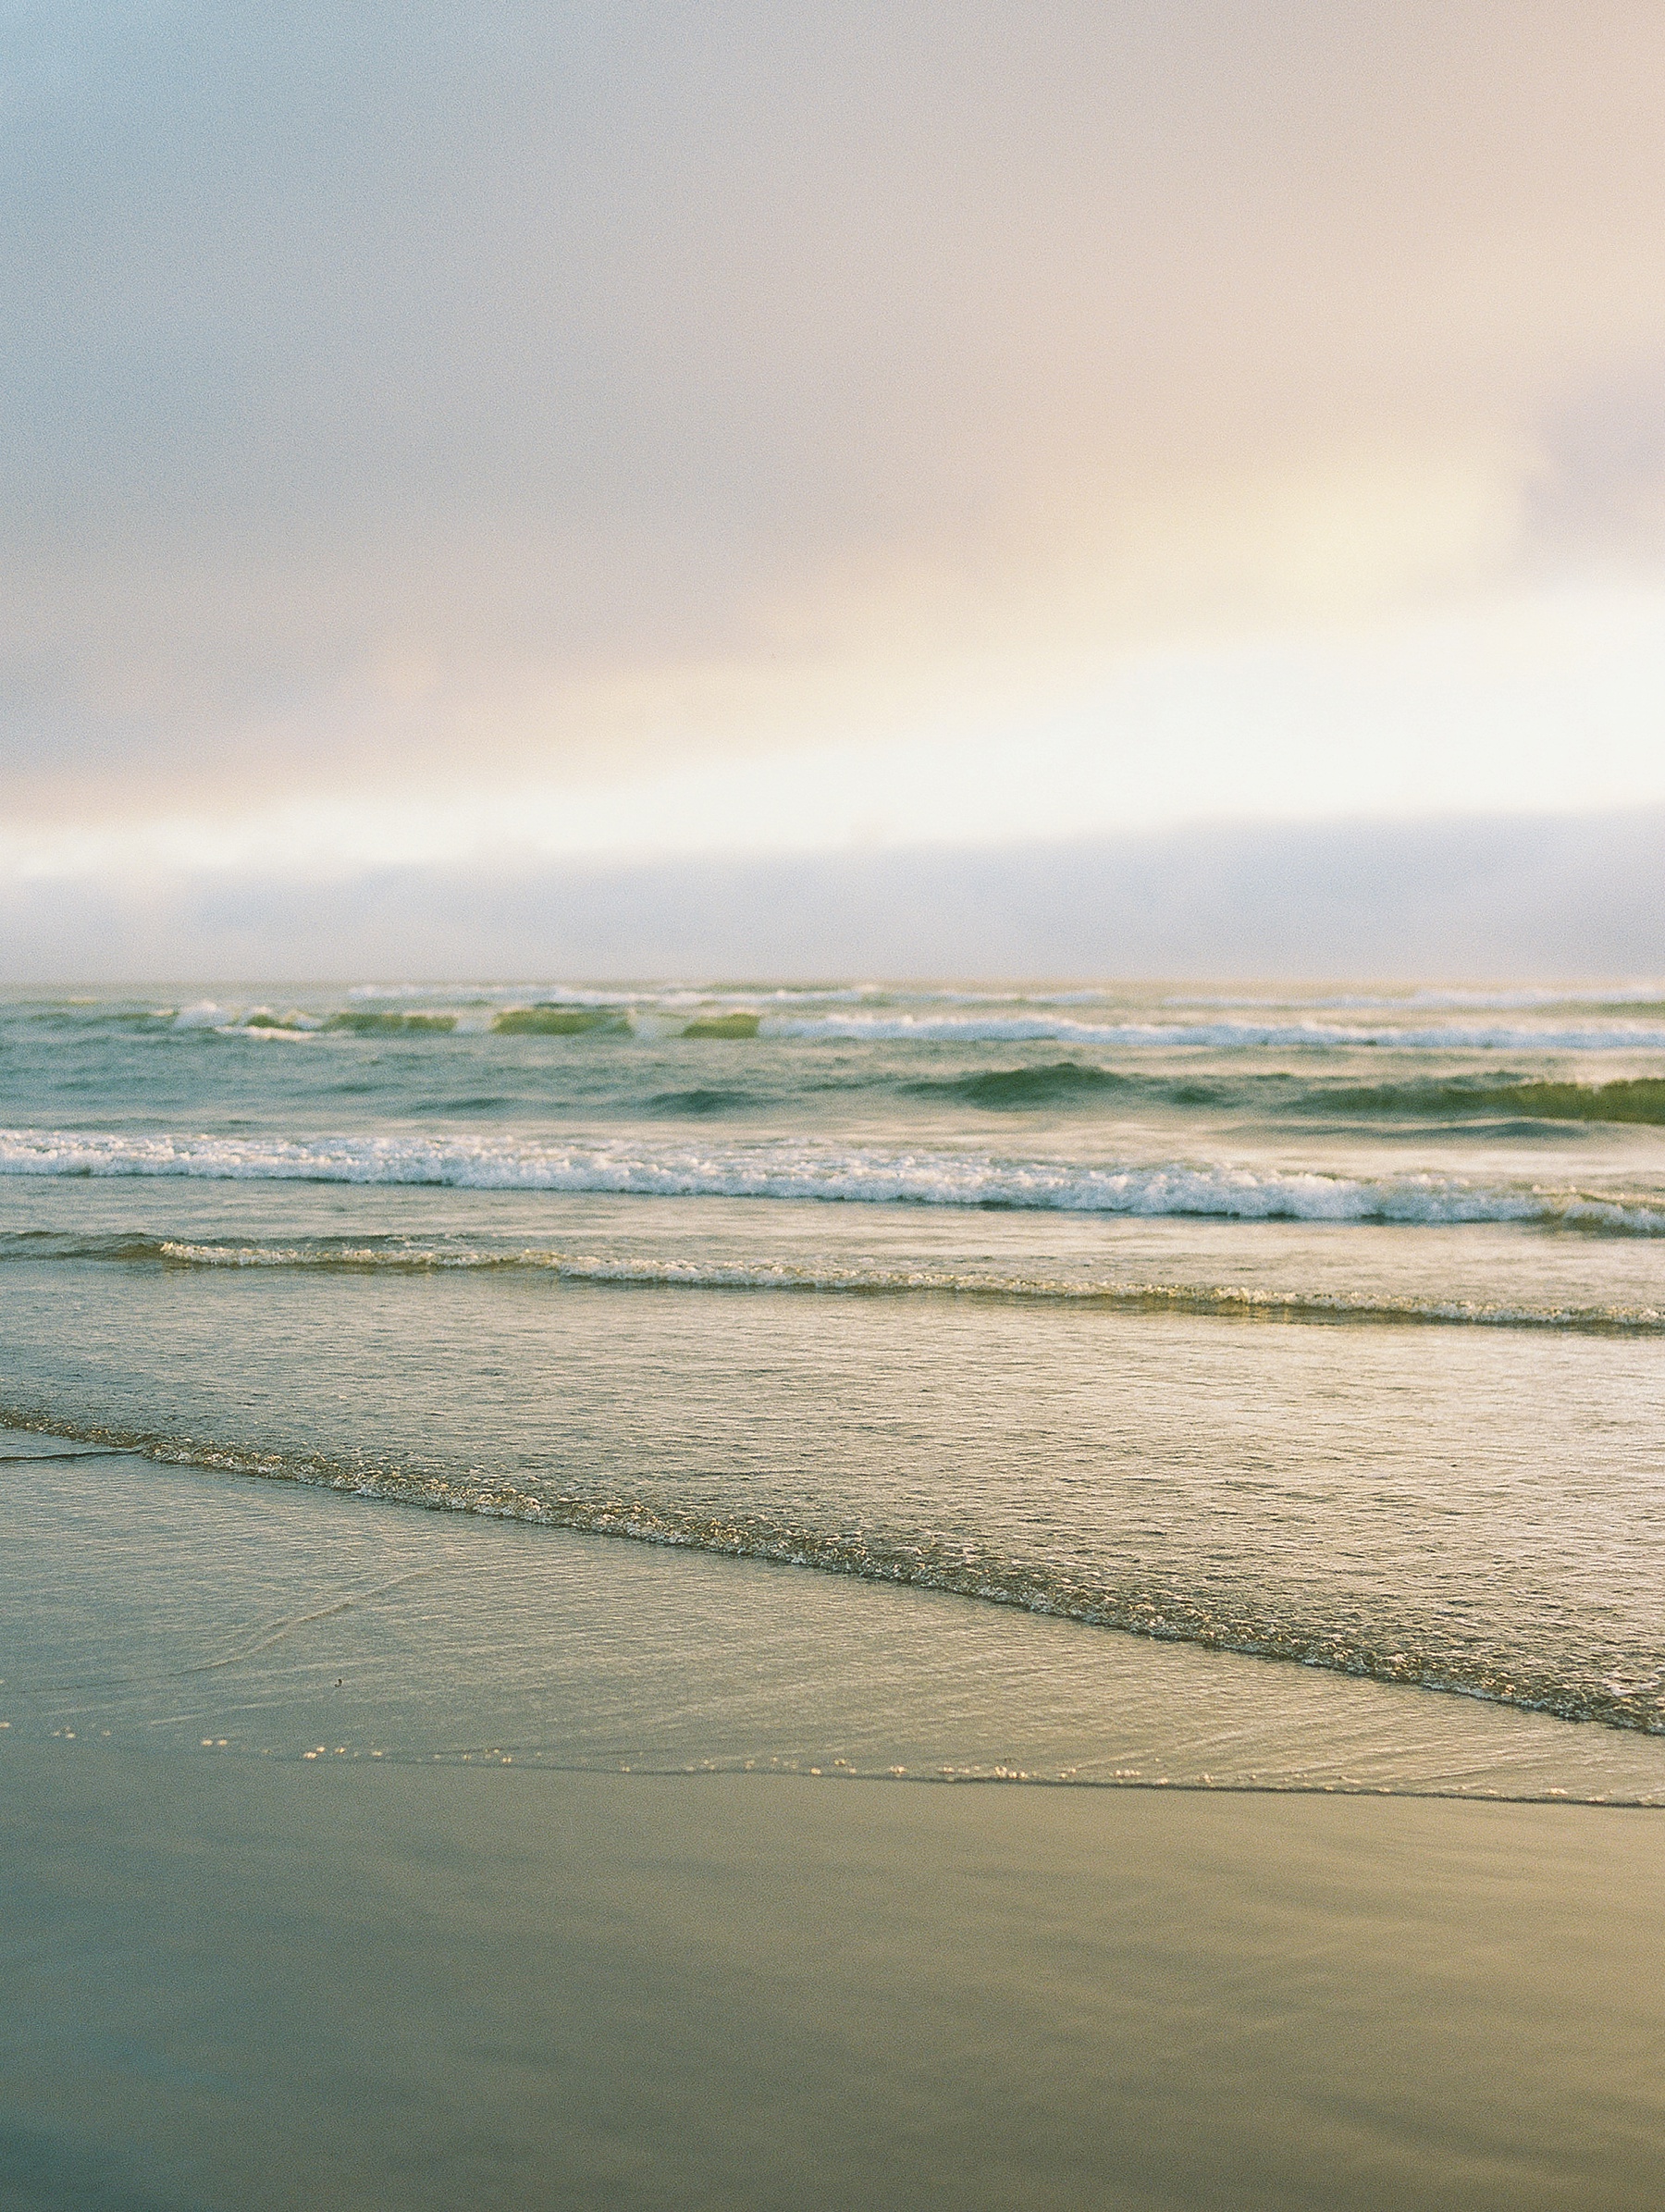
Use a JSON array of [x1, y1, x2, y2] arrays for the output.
[[644, 1086, 756, 1117], [333, 978, 1665, 1017], [7, 1230, 1661, 1333], [759, 1013, 1665, 1051], [896, 1068, 1665, 1121], [341, 982, 892, 1007], [105, 998, 1665, 1051], [3, 1126, 1661, 1230], [904, 1061, 1135, 1107], [1312, 1077, 1665, 1125], [1168, 984, 1665, 1014]]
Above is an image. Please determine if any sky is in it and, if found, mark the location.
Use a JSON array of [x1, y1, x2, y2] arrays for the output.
[[3, 1, 1664, 974]]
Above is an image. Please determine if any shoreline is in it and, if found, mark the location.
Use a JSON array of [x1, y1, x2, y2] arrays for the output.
[[6, 1439, 1665, 1801], [6, 1419, 1664, 2205]]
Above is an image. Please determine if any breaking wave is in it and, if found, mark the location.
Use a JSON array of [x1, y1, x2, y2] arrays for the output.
[[129, 999, 1665, 1053], [2, 1126, 1662, 1230], [760, 1013, 1665, 1050]]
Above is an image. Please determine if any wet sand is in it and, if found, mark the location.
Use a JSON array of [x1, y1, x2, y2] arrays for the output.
[[3, 1750, 1663, 2211], [3, 1439, 1663, 2208], [8, 1442, 1665, 1799]]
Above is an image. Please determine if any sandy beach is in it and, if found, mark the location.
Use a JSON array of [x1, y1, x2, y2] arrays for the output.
[[5, 1749, 1663, 2211], [4, 1440, 1662, 2210]]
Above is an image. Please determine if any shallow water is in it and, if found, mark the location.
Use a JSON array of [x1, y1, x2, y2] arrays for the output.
[[8, 1441, 1665, 1802], [2, 978, 1661, 1772]]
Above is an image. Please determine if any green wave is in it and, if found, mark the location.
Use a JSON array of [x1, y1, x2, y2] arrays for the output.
[[681, 1012, 761, 1038], [1314, 1078, 1665, 1125], [925, 1069, 1665, 1123], [905, 1061, 1136, 1107], [490, 1007, 628, 1035], [321, 1009, 459, 1035]]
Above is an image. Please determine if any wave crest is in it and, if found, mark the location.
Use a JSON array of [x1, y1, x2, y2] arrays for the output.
[[1317, 1078, 1665, 1125], [2, 1127, 1660, 1231]]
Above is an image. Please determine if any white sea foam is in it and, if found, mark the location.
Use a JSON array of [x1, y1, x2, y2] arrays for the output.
[[758, 1012, 1665, 1051], [116, 1242, 1661, 1331], [2, 1127, 1660, 1230], [1396, 984, 1665, 1011], [344, 981, 894, 1008], [345, 980, 1665, 1019]]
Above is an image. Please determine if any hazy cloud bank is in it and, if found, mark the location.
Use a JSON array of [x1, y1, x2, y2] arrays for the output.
[[6, 813, 1660, 986]]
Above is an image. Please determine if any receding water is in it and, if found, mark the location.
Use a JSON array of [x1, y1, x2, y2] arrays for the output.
[[2, 978, 1662, 1773]]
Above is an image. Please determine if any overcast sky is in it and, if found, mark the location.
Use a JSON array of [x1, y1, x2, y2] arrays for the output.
[[4, 2, 1663, 968]]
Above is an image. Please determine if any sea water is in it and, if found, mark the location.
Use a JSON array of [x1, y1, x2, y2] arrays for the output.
[[2, 978, 1662, 1787]]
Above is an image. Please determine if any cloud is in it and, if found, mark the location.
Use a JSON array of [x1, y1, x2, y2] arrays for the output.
[[4, 2, 1665, 843], [1527, 361, 1665, 562]]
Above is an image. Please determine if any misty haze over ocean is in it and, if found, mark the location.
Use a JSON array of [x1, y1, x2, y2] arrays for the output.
[[6, 809, 1664, 983]]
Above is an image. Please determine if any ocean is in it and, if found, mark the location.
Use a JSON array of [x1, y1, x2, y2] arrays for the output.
[[4, 977, 1663, 1797]]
